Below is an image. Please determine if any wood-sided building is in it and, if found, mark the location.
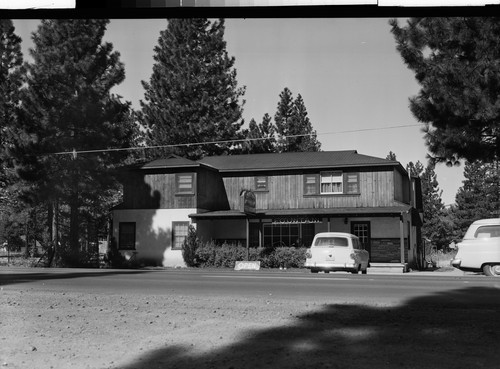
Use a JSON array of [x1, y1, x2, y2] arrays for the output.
[[112, 151, 423, 268]]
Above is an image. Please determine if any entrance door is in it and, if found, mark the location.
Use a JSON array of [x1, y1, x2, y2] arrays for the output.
[[351, 221, 371, 256]]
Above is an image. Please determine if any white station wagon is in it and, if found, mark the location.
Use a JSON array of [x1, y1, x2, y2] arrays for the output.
[[305, 232, 369, 274], [451, 218, 500, 277]]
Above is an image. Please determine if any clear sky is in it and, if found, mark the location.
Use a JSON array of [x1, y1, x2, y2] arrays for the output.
[[13, 18, 464, 205]]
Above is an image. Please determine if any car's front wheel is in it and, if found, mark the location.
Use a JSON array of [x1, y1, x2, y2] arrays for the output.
[[482, 264, 500, 277]]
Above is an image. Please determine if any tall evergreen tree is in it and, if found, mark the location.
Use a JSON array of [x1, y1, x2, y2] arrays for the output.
[[406, 160, 424, 177], [420, 162, 451, 249], [386, 151, 397, 161], [274, 87, 294, 152], [274, 88, 321, 152], [390, 18, 500, 165], [406, 160, 452, 249], [140, 18, 246, 160], [0, 19, 24, 200], [452, 160, 500, 239], [241, 114, 276, 154], [0, 20, 24, 248], [9, 19, 135, 265]]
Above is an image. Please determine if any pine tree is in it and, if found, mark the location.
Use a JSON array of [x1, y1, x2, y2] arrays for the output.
[[406, 161, 424, 177], [420, 162, 451, 249], [9, 19, 135, 265], [274, 87, 294, 152], [0, 20, 24, 200], [242, 114, 276, 154], [274, 88, 321, 152], [390, 18, 500, 165], [140, 18, 246, 160], [0, 20, 25, 249], [386, 151, 397, 161], [406, 160, 452, 249], [452, 160, 500, 239]]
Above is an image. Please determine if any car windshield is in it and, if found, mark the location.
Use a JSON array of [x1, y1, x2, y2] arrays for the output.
[[314, 237, 349, 247]]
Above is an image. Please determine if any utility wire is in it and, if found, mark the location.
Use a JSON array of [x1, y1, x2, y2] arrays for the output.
[[51, 123, 421, 156]]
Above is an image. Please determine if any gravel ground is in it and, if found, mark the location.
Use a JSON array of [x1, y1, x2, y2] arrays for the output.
[[1, 274, 499, 369]]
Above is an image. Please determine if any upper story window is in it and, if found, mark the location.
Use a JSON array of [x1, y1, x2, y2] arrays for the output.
[[176, 173, 195, 195], [345, 173, 360, 194], [255, 176, 268, 191], [320, 172, 343, 194], [304, 172, 360, 195], [304, 174, 319, 195]]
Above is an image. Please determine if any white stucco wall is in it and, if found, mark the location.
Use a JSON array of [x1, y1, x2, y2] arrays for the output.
[[112, 209, 195, 267]]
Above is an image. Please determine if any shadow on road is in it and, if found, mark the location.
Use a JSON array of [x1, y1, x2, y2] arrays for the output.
[[122, 286, 500, 369], [0, 269, 147, 286]]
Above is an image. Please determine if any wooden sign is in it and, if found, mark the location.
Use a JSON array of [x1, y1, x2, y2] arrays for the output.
[[234, 261, 261, 271], [240, 190, 256, 215]]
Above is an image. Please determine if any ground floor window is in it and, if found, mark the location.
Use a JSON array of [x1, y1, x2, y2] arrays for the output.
[[119, 222, 136, 250], [172, 221, 190, 250], [260, 223, 315, 247]]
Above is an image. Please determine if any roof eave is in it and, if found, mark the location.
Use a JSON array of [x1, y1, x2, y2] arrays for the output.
[[215, 162, 400, 173]]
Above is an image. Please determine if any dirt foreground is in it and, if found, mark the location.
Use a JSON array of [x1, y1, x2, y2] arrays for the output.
[[1, 276, 499, 369]]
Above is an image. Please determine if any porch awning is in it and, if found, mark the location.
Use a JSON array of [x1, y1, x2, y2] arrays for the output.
[[189, 206, 412, 220]]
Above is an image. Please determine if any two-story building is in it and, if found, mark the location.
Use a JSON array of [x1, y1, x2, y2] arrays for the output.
[[111, 150, 423, 269]]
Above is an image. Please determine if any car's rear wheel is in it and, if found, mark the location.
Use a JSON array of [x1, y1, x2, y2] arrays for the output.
[[482, 264, 500, 277], [311, 268, 319, 273]]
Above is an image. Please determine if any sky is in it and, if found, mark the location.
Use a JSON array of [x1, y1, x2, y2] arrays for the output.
[[13, 18, 465, 206]]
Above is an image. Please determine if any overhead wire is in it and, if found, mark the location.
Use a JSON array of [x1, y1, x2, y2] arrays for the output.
[[49, 123, 422, 157]]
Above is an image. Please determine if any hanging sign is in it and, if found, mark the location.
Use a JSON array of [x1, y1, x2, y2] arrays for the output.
[[240, 190, 256, 215]]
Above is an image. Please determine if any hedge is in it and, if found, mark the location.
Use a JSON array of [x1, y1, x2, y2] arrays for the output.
[[183, 239, 307, 269]]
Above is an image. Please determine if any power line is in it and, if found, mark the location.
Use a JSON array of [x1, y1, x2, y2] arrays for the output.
[[50, 123, 422, 157]]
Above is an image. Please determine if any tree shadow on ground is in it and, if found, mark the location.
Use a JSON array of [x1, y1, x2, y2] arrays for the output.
[[122, 286, 500, 369], [0, 269, 147, 287]]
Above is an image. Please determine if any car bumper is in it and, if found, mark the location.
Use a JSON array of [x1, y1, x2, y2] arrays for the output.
[[305, 261, 357, 269], [450, 258, 461, 268]]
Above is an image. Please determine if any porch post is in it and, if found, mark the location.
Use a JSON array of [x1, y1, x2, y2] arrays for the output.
[[246, 218, 250, 260], [400, 213, 405, 263]]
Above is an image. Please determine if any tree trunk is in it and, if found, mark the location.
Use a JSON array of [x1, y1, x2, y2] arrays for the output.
[[69, 191, 80, 266], [47, 199, 59, 267]]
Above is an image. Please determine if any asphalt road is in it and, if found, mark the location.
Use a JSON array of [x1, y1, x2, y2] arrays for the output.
[[2, 267, 500, 369], [1, 267, 499, 307]]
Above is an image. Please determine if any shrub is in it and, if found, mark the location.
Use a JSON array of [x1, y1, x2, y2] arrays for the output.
[[190, 240, 307, 269], [182, 225, 200, 267]]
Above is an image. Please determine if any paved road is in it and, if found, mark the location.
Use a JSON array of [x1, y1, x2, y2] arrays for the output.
[[2, 267, 500, 369], [1, 267, 499, 306]]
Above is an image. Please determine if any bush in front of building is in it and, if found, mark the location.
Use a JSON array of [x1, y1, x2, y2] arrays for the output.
[[182, 225, 200, 267], [183, 238, 307, 269], [261, 246, 307, 269]]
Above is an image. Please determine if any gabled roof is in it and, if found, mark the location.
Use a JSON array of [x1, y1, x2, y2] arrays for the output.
[[198, 150, 399, 172], [138, 154, 200, 170]]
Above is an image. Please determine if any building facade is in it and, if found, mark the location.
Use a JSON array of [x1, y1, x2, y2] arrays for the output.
[[112, 151, 423, 268]]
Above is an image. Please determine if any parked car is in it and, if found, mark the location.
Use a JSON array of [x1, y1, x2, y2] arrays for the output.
[[451, 218, 500, 277], [305, 232, 369, 274]]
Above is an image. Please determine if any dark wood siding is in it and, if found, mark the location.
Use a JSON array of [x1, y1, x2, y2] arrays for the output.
[[122, 171, 196, 209], [222, 169, 399, 210]]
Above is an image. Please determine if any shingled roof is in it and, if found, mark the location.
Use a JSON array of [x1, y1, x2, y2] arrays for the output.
[[198, 150, 399, 172], [136, 155, 200, 170]]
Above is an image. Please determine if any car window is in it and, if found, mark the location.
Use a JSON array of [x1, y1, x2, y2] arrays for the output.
[[314, 237, 348, 247], [354, 239, 363, 250], [474, 225, 500, 238]]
